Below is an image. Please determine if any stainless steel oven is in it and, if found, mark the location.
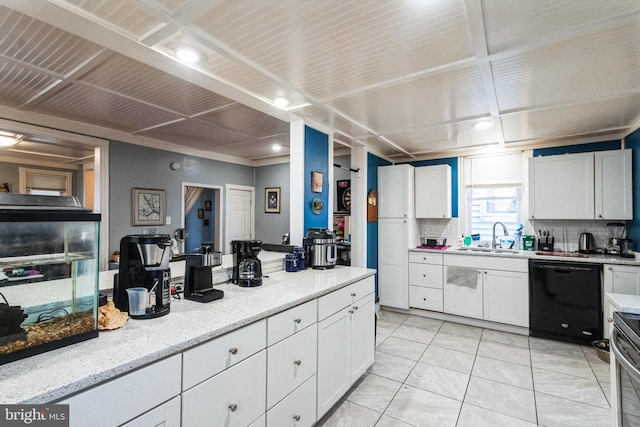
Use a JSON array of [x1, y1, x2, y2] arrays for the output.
[[610, 311, 640, 426]]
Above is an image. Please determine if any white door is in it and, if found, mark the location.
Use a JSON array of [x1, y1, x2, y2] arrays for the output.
[[225, 186, 255, 253], [378, 218, 409, 309]]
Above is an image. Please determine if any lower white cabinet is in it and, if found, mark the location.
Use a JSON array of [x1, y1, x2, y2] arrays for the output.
[[410, 286, 444, 312], [482, 269, 528, 327], [122, 396, 181, 427], [182, 351, 266, 427], [603, 264, 640, 338], [443, 265, 482, 319], [267, 375, 317, 427], [317, 291, 375, 418], [60, 354, 182, 427]]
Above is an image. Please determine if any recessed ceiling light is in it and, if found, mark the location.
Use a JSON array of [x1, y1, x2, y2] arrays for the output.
[[272, 144, 283, 152], [474, 120, 493, 130], [0, 135, 18, 147], [273, 97, 289, 108], [0, 130, 15, 137], [173, 47, 200, 63]]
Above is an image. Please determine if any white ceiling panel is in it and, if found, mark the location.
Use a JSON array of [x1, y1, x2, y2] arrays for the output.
[[30, 83, 182, 132], [502, 94, 640, 143], [384, 121, 500, 153], [492, 22, 640, 113], [197, 103, 289, 138], [213, 134, 290, 160], [0, 63, 60, 107]]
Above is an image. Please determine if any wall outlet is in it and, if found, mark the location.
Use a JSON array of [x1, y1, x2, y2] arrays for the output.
[[166, 216, 171, 224]]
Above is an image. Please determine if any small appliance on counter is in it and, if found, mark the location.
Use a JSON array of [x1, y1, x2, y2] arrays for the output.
[[184, 243, 223, 302], [606, 222, 634, 257], [113, 234, 172, 319], [304, 228, 337, 269], [231, 240, 263, 287], [417, 237, 448, 249], [578, 232, 596, 254]]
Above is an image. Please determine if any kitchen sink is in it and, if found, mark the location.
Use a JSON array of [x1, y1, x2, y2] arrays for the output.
[[454, 247, 520, 254]]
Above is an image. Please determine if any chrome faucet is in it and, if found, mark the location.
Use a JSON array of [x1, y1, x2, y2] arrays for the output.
[[492, 222, 509, 249]]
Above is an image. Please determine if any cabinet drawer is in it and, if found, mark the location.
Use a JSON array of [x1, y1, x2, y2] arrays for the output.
[[182, 351, 266, 427], [267, 375, 317, 427], [318, 276, 374, 321], [121, 395, 181, 427], [183, 319, 266, 390], [267, 299, 317, 346], [409, 251, 443, 265], [267, 324, 317, 409], [60, 354, 181, 427], [409, 263, 443, 288], [409, 286, 443, 312]]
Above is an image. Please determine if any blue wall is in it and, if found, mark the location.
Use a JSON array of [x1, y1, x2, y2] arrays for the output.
[[303, 126, 329, 233], [409, 157, 459, 217], [625, 129, 640, 245], [532, 140, 621, 157], [367, 153, 392, 294]]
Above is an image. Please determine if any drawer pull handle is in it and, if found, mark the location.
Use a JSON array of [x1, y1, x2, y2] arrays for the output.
[[351, 292, 357, 297], [423, 298, 427, 301], [423, 274, 426, 277], [349, 309, 354, 314], [353, 305, 359, 310], [294, 360, 302, 366], [608, 317, 613, 323], [228, 403, 237, 412], [294, 318, 301, 324], [229, 347, 238, 355], [608, 266, 613, 271], [293, 415, 301, 421]]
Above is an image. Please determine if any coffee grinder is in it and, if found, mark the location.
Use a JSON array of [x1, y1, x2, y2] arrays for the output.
[[230, 240, 263, 287], [184, 242, 224, 302], [113, 234, 172, 318]]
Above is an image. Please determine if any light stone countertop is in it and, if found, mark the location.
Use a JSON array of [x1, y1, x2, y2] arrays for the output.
[[410, 247, 640, 266], [607, 293, 640, 314], [0, 264, 375, 404]]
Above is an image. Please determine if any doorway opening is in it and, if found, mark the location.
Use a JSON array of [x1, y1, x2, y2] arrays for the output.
[[182, 183, 222, 254]]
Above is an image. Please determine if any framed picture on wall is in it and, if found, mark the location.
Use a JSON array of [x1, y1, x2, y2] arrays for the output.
[[132, 188, 165, 226], [265, 187, 281, 213], [204, 200, 211, 211], [312, 171, 323, 193], [197, 209, 204, 219]]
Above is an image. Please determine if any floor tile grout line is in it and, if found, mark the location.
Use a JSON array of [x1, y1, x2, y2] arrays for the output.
[[534, 389, 612, 411], [529, 334, 541, 426]]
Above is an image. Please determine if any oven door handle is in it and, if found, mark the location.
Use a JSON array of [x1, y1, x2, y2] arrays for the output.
[[611, 328, 640, 383]]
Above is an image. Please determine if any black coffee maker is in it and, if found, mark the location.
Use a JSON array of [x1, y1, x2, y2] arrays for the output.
[[231, 240, 263, 287], [185, 243, 224, 302], [113, 234, 172, 318]]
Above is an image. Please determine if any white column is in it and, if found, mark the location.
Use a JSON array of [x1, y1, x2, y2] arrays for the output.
[[289, 118, 305, 246], [350, 146, 367, 268]]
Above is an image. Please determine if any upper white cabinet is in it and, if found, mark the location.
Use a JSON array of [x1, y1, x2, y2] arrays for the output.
[[529, 150, 632, 220], [378, 164, 414, 218], [595, 149, 632, 220], [414, 165, 452, 218], [529, 152, 594, 219]]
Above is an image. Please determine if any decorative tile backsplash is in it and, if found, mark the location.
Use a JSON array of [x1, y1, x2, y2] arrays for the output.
[[417, 218, 460, 245]]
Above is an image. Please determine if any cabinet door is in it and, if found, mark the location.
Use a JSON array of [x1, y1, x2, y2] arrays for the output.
[[410, 286, 443, 312], [350, 293, 375, 381], [595, 149, 632, 220], [603, 264, 640, 339], [482, 269, 528, 327], [266, 375, 317, 427], [443, 266, 482, 319], [529, 153, 594, 219], [122, 396, 181, 427], [378, 165, 412, 218], [414, 165, 451, 218], [317, 308, 350, 418], [378, 219, 409, 309], [182, 351, 266, 427]]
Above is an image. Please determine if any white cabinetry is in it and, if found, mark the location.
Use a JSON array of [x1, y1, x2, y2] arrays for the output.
[[603, 264, 640, 338], [529, 149, 632, 220], [529, 152, 594, 219], [378, 165, 417, 309], [121, 396, 181, 427], [443, 255, 528, 327], [409, 252, 443, 312], [595, 149, 632, 220], [59, 355, 182, 427], [414, 165, 452, 218], [317, 277, 375, 418]]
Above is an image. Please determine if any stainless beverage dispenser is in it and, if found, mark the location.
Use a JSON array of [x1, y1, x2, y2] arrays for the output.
[[113, 234, 172, 318], [184, 243, 223, 302]]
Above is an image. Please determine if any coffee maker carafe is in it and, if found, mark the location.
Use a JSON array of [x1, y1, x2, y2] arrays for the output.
[[185, 243, 223, 302], [113, 234, 172, 318], [231, 240, 263, 287]]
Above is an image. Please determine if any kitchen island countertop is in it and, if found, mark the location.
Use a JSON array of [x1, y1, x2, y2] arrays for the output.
[[0, 265, 375, 404]]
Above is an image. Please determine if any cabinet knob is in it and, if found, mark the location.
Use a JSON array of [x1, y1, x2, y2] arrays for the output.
[[351, 292, 356, 297], [228, 403, 238, 412], [608, 317, 613, 323], [423, 274, 426, 277], [423, 298, 427, 301], [608, 266, 613, 271], [349, 309, 355, 314], [598, 214, 603, 218], [293, 415, 301, 421], [294, 360, 302, 366], [353, 305, 359, 310], [294, 318, 301, 324], [229, 347, 238, 355]]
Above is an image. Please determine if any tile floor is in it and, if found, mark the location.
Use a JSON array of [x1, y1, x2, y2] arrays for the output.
[[317, 310, 612, 427]]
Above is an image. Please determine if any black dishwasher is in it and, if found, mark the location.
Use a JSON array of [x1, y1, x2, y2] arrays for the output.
[[529, 260, 602, 345]]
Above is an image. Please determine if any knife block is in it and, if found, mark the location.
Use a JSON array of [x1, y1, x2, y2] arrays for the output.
[[537, 237, 554, 252]]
